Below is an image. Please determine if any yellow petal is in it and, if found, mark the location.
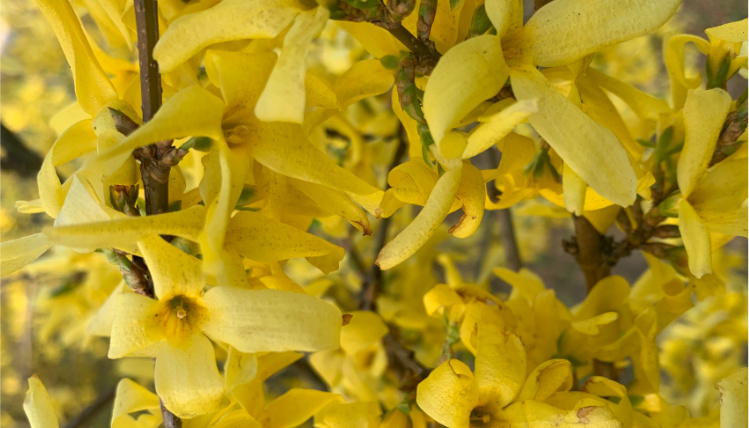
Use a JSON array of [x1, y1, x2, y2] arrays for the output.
[[38, 120, 98, 218], [677, 88, 732, 198], [200, 143, 249, 280], [44, 205, 206, 254], [510, 65, 637, 206], [584, 68, 670, 121], [575, 275, 629, 319], [154, 0, 304, 72], [463, 99, 537, 159], [0, 234, 51, 277], [340, 311, 389, 355], [255, 7, 329, 124], [138, 235, 203, 299], [664, 34, 710, 109], [292, 179, 372, 236], [204, 49, 277, 125], [23, 376, 59, 428], [201, 287, 342, 353], [571, 312, 619, 335], [484, 0, 523, 39], [523, 0, 681, 67], [111, 378, 162, 428], [679, 199, 712, 278], [224, 211, 345, 274], [82, 0, 132, 48], [32, 0, 117, 114], [95, 85, 225, 174], [493, 267, 546, 302], [315, 401, 382, 428], [424, 35, 508, 146], [223, 347, 258, 395], [449, 162, 486, 238], [690, 159, 748, 237], [108, 292, 164, 358], [706, 19, 749, 43], [54, 175, 122, 228], [423, 284, 464, 317], [247, 121, 383, 214], [333, 59, 395, 108], [376, 165, 462, 270], [416, 359, 478, 428], [516, 359, 573, 402], [334, 21, 404, 58], [155, 335, 224, 419], [475, 328, 526, 410], [500, 400, 619, 427], [266, 389, 342, 428], [563, 164, 586, 216], [716, 368, 748, 428]]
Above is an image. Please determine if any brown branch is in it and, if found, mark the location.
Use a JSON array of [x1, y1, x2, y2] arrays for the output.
[[566, 215, 618, 380], [498, 209, 522, 271], [534, 0, 555, 10], [133, 0, 181, 426], [359, 131, 407, 311]]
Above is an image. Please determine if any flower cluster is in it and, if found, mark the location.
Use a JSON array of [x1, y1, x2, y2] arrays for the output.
[[1, 0, 746, 427]]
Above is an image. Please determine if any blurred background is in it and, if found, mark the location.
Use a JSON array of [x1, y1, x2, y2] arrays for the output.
[[0, 0, 746, 426]]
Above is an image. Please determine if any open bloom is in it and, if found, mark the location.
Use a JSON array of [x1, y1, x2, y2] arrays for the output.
[[108, 234, 342, 418], [374, 0, 681, 269], [676, 88, 748, 278]]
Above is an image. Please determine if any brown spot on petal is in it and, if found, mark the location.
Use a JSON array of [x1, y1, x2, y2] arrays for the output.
[[576, 406, 596, 423], [342, 313, 353, 326]]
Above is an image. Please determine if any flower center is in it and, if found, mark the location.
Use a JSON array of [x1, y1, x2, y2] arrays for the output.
[[157, 295, 207, 340]]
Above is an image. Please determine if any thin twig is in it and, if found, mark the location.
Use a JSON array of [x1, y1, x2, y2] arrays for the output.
[[359, 127, 407, 311], [497, 209, 522, 271], [62, 387, 116, 428]]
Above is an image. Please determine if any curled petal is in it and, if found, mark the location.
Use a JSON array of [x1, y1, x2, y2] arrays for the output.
[[376, 165, 462, 270], [485, 0, 523, 39], [475, 328, 526, 410], [717, 368, 749, 428], [449, 162, 486, 238], [463, 99, 537, 159], [416, 359, 478, 428], [154, 0, 304, 72], [111, 379, 161, 428]]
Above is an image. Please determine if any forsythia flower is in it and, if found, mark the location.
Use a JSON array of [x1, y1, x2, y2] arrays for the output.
[[677, 88, 748, 278], [107, 235, 341, 417]]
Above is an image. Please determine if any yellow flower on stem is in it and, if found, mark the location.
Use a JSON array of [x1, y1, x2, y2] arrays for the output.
[[107, 234, 342, 418], [416, 325, 620, 428], [676, 88, 747, 278]]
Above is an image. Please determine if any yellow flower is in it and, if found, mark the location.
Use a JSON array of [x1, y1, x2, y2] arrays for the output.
[[676, 88, 747, 278], [378, 0, 683, 269], [416, 327, 620, 428], [107, 234, 342, 418]]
